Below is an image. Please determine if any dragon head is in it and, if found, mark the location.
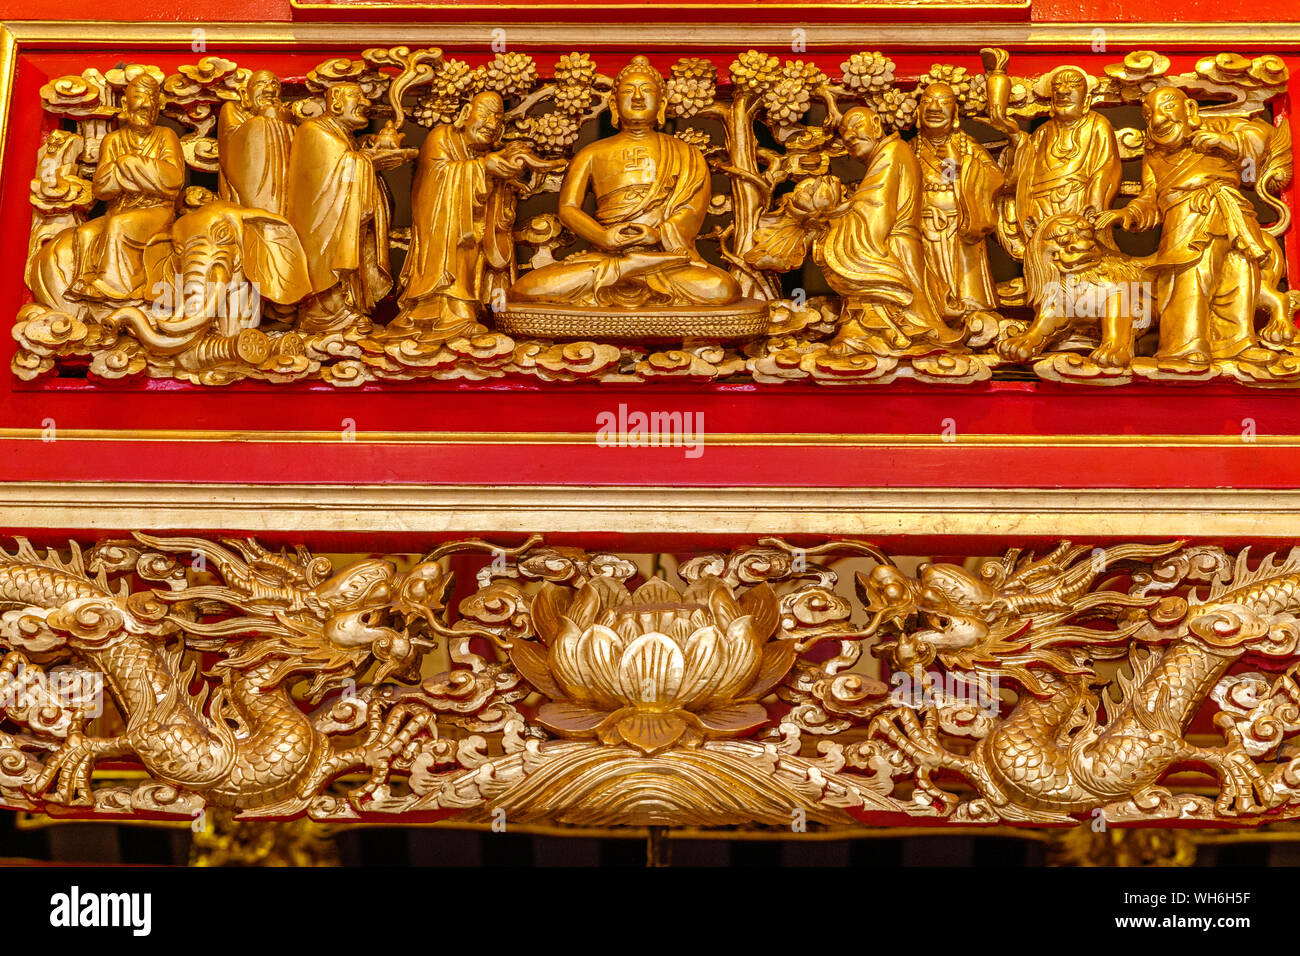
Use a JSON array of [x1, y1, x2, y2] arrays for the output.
[[254, 558, 453, 700], [857, 543, 1180, 695], [857, 563, 1000, 670], [142, 537, 452, 703]]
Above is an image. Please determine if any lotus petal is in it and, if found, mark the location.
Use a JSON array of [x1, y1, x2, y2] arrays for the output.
[[575, 623, 626, 709], [530, 582, 571, 646], [666, 615, 697, 646], [591, 576, 633, 609], [742, 639, 797, 700], [673, 625, 729, 708], [633, 576, 681, 606], [537, 701, 612, 737], [507, 639, 564, 699], [708, 579, 744, 630], [564, 581, 603, 630], [610, 614, 640, 645], [615, 712, 688, 754], [633, 576, 684, 633], [740, 582, 780, 641], [713, 614, 762, 701], [550, 616, 595, 703], [683, 574, 722, 605], [617, 632, 684, 703], [695, 701, 769, 735]]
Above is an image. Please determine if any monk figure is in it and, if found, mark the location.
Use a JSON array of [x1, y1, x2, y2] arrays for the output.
[[218, 70, 295, 216], [818, 107, 961, 354], [65, 74, 185, 307], [286, 82, 402, 334], [509, 56, 740, 309], [987, 58, 1125, 362], [1006, 67, 1121, 233], [1095, 86, 1294, 370], [913, 82, 1006, 329], [390, 91, 555, 344]]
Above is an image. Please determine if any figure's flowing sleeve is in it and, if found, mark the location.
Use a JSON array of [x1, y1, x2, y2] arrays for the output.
[[92, 133, 125, 200], [957, 138, 1005, 240], [1122, 158, 1161, 232], [223, 114, 293, 214], [429, 155, 490, 249], [218, 103, 247, 203], [402, 130, 490, 300], [1083, 116, 1122, 215], [288, 122, 367, 294], [95, 129, 185, 199], [817, 163, 911, 306], [1010, 126, 1044, 227]]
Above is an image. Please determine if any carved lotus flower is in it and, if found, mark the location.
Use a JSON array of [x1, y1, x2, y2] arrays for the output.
[[509, 575, 794, 755]]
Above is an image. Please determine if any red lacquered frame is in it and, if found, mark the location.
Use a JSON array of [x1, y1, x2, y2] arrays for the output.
[[0, 14, 1299, 552]]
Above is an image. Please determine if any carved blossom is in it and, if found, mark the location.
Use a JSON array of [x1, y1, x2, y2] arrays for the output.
[[508, 575, 793, 754]]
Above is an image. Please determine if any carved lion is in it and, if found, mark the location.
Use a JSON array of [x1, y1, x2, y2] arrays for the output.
[[996, 211, 1153, 369]]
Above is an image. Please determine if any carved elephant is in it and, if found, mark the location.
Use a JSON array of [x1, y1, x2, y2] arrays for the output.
[[28, 195, 311, 369], [112, 197, 312, 368]]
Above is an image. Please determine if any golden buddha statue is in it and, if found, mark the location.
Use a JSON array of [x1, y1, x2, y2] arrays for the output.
[[508, 56, 741, 312]]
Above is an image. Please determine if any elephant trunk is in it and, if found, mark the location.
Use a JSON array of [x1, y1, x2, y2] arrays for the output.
[[175, 329, 272, 370], [108, 306, 207, 356], [182, 258, 231, 324]]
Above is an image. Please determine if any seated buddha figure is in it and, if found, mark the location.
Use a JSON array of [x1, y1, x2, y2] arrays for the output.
[[509, 56, 740, 309]]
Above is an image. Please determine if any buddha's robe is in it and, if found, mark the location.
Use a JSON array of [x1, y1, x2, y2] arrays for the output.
[[510, 131, 739, 308], [218, 101, 294, 216], [914, 130, 1005, 315], [392, 124, 513, 339], [286, 116, 391, 330], [815, 133, 959, 345], [67, 124, 185, 304]]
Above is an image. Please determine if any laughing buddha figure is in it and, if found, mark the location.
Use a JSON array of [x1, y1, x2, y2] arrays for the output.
[[508, 56, 741, 309]]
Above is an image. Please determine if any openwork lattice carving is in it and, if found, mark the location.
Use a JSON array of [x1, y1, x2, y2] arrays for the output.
[[3, 535, 1300, 829]]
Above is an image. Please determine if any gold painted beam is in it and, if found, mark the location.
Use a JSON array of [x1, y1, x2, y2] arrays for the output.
[[0, 427, 1297, 446], [2, 482, 1299, 537], [6, 20, 1300, 49]]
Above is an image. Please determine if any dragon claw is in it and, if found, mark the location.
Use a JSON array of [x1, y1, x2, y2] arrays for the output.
[[1185, 731, 1284, 816], [344, 701, 437, 807], [28, 709, 99, 806]]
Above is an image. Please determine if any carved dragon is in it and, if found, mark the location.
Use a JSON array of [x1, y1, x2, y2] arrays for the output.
[[857, 542, 1300, 822], [5, 535, 1300, 827], [0, 535, 513, 814]]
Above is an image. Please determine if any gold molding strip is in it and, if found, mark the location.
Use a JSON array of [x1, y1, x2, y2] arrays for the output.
[[2, 483, 1299, 537], [5, 20, 1300, 49], [290, 0, 1030, 13], [0, 427, 1293, 447], [0, 25, 16, 187]]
